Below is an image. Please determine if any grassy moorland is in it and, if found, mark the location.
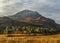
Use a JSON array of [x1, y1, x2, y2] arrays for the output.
[[0, 34, 60, 43]]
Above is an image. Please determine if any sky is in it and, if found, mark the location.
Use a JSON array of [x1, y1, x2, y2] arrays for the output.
[[0, 0, 60, 24]]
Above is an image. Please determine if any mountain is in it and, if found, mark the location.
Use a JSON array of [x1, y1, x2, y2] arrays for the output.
[[9, 10, 57, 28], [0, 9, 60, 34], [8, 9, 60, 34], [9, 10, 41, 20]]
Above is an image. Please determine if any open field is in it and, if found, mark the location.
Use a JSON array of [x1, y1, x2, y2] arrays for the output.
[[0, 34, 60, 43]]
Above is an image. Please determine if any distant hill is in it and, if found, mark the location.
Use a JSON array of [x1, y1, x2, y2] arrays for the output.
[[9, 10, 58, 28], [0, 10, 60, 35]]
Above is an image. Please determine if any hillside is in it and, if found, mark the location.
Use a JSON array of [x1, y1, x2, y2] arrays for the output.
[[0, 10, 60, 35]]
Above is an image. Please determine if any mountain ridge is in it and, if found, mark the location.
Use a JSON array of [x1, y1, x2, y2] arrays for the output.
[[0, 9, 60, 34], [9, 10, 57, 28]]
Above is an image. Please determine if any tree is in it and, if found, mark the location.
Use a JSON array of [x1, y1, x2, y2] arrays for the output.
[[4, 26, 9, 34], [49, 28, 56, 34]]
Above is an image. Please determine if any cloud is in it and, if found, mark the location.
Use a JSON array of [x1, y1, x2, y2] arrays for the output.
[[2, 0, 35, 16], [0, 0, 60, 23], [1, 0, 49, 16], [0, 0, 3, 13]]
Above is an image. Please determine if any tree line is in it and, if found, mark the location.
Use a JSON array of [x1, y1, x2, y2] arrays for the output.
[[3, 25, 57, 35]]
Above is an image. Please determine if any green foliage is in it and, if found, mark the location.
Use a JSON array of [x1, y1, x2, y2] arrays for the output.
[[4, 26, 9, 34], [3, 25, 57, 35]]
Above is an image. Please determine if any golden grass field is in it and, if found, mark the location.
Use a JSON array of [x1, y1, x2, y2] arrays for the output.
[[0, 34, 60, 43]]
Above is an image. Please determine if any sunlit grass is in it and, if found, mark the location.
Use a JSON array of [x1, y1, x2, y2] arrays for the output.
[[0, 34, 60, 43]]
